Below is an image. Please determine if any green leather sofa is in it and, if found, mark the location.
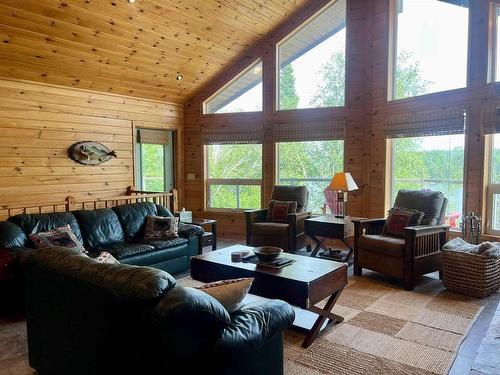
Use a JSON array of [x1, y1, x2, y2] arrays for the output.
[[0, 201, 202, 274], [24, 247, 295, 374]]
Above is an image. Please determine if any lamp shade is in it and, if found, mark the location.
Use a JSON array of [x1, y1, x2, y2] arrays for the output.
[[327, 172, 358, 192]]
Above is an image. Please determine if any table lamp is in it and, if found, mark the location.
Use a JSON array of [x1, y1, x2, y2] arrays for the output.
[[327, 172, 358, 218]]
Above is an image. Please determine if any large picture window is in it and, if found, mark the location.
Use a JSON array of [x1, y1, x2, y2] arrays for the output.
[[206, 144, 262, 209], [391, 134, 465, 230], [390, 0, 469, 100], [277, 0, 346, 110], [277, 140, 344, 213], [203, 60, 262, 114]]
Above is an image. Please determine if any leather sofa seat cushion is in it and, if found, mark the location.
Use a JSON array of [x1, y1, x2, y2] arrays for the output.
[[252, 222, 289, 236], [359, 234, 405, 258], [25, 247, 176, 301], [9, 212, 83, 245], [394, 189, 446, 225], [141, 237, 188, 250], [112, 202, 158, 241], [99, 243, 155, 259], [0, 221, 28, 248]]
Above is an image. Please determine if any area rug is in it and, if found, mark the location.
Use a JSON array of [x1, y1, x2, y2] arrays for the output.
[[178, 276, 483, 375]]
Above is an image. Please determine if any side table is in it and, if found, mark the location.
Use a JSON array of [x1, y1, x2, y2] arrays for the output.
[[182, 218, 217, 253], [305, 215, 362, 263]]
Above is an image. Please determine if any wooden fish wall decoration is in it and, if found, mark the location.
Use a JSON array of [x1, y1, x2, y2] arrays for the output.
[[68, 141, 117, 165]]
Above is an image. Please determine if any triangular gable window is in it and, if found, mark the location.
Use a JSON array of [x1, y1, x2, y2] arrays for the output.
[[203, 59, 262, 114], [277, 0, 346, 110]]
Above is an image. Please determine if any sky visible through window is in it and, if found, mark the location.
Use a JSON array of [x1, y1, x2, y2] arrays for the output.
[[394, 0, 468, 98]]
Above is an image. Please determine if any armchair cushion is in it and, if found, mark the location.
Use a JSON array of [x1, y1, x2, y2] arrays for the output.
[[267, 200, 297, 223], [251, 222, 289, 236], [358, 234, 405, 258], [393, 190, 447, 225]]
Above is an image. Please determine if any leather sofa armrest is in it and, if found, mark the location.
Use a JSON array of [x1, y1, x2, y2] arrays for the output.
[[244, 209, 268, 245], [178, 223, 204, 239], [155, 286, 231, 328], [215, 300, 295, 352]]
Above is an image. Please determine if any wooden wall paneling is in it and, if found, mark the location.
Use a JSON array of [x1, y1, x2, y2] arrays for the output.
[[0, 78, 184, 208]]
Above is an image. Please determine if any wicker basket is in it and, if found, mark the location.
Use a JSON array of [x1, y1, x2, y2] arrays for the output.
[[441, 250, 500, 298]]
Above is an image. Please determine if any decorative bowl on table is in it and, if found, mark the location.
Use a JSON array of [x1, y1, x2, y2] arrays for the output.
[[253, 246, 283, 262]]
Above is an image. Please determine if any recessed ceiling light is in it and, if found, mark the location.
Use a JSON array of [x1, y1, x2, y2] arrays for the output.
[[128, 0, 136, 4], [253, 66, 262, 74], [176, 74, 183, 81]]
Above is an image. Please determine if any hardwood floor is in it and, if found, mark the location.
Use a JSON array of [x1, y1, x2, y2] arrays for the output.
[[0, 237, 498, 375]]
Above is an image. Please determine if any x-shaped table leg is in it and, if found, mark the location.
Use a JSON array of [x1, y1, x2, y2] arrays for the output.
[[302, 290, 344, 348]]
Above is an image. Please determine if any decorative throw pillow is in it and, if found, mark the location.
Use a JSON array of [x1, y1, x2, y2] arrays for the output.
[[95, 251, 120, 264], [383, 208, 425, 238], [30, 224, 87, 253], [144, 215, 179, 240], [195, 278, 254, 312], [268, 200, 298, 223]]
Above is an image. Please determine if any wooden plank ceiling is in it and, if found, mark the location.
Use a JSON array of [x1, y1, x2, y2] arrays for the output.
[[0, 0, 310, 103]]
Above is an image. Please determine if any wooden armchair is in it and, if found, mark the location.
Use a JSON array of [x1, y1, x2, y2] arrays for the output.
[[353, 190, 449, 290], [245, 186, 311, 253]]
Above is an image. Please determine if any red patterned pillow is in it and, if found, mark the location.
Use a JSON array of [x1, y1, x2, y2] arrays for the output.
[[383, 208, 425, 237], [268, 200, 298, 223], [30, 224, 87, 253]]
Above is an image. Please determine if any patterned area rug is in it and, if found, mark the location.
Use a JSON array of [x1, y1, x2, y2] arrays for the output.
[[180, 276, 483, 375]]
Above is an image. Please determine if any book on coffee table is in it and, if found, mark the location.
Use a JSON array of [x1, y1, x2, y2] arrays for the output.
[[241, 254, 295, 268]]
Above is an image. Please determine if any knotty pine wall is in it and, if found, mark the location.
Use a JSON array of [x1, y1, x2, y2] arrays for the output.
[[184, 0, 497, 239], [0, 78, 184, 207]]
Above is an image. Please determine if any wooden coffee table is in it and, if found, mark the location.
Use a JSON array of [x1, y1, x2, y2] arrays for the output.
[[191, 245, 347, 348]]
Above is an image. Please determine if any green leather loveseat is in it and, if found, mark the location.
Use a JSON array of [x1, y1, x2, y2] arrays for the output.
[[0, 201, 202, 274]]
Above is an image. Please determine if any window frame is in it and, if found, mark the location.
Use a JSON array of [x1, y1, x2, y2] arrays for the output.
[[202, 59, 263, 115], [134, 131, 175, 192], [387, 0, 470, 101], [204, 144, 264, 211], [387, 135, 466, 231], [275, 0, 347, 111], [489, 2, 500, 83], [485, 134, 500, 235]]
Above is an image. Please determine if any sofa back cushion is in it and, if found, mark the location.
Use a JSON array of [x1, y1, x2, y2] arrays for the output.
[[0, 221, 28, 248], [73, 208, 125, 250], [155, 204, 174, 218], [9, 212, 83, 246], [25, 247, 176, 301], [112, 202, 158, 241]]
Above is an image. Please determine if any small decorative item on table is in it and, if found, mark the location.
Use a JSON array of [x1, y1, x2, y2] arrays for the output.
[[242, 247, 295, 268]]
